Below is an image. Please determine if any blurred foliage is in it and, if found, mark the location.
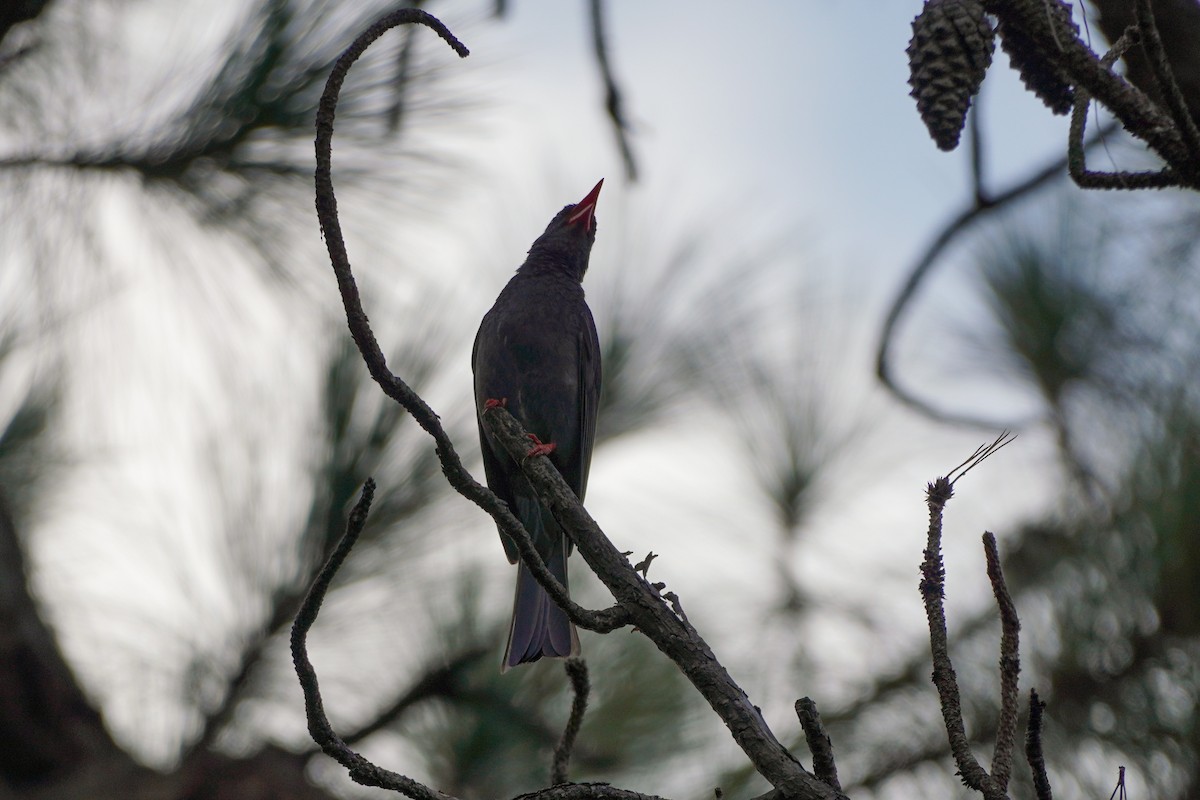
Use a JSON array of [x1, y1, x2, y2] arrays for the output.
[[979, 219, 1122, 412], [306, 331, 459, 574], [0, 0, 460, 272]]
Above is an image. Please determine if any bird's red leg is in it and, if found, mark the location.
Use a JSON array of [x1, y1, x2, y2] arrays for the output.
[[524, 433, 557, 459], [483, 398, 507, 410]]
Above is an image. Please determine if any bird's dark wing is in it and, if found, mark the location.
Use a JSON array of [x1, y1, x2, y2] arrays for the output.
[[473, 319, 520, 565], [556, 310, 601, 558], [573, 306, 602, 503]]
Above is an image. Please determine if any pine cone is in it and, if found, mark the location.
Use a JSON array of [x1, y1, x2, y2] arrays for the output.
[[996, 0, 1078, 115], [907, 0, 996, 151]]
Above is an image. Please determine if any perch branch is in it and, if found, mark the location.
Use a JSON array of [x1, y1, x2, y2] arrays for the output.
[[481, 409, 843, 799]]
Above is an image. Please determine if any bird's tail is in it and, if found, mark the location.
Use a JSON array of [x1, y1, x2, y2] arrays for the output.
[[502, 504, 579, 672]]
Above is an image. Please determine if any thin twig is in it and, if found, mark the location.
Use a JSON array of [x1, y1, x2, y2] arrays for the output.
[[795, 698, 842, 792], [290, 480, 448, 799], [918, 441, 1028, 800], [1067, 26, 1182, 189], [291, 479, 373, 749], [1025, 689, 1052, 800], [588, 0, 638, 181], [946, 431, 1016, 485], [983, 532, 1020, 792], [918, 443, 1025, 800], [552, 658, 591, 785], [1107, 766, 1127, 800]]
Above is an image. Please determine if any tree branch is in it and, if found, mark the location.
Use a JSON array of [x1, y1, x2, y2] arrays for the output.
[[1091, 0, 1200, 133], [482, 407, 844, 799]]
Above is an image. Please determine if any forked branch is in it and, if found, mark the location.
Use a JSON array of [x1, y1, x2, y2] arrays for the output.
[[918, 436, 1050, 800]]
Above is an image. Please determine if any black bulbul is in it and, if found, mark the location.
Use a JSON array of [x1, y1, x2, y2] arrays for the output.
[[473, 180, 603, 671]]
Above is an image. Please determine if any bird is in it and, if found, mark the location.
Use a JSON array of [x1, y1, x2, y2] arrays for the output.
[[472, 179, 603, 671]]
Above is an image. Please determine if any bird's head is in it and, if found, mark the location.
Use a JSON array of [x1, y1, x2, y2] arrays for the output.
[[523, 179, 603, 282]]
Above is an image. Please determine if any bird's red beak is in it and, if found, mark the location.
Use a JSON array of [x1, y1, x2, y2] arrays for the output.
[[566, 179, 604, 230]]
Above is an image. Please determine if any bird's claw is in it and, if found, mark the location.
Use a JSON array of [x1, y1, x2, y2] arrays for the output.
[[524, 433, 557, 460]]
